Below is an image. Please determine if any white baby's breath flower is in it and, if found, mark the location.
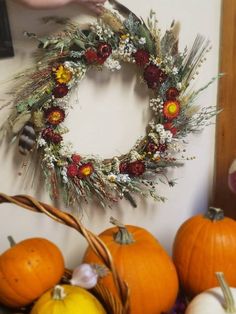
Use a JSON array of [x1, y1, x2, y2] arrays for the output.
[[148, 132, 159, 144], [177, 82, 182, 89], [165, 130, 173, 143], [37, 138, 46, 147], [172, 67, 179, 75], [155, 124, 164, 133], [62, 175, 69, 184], [117, 174, 131, 183], [153, 151, 161, 159], [130, 150, 142, 162], [138, 37, 146, 45], [59, 141, 74, 157], [104, 56, 121, 71]]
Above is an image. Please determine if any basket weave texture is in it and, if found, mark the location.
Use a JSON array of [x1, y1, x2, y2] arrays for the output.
[[0, 193, 130, 314]]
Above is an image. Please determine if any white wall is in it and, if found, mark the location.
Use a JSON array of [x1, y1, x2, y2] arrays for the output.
[[0, 0, 221, 268]]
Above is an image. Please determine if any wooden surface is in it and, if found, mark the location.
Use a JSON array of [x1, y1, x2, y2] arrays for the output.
[[213, 0, 236, 217]]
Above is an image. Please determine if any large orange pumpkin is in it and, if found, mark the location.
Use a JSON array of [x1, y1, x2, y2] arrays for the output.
[[0, 237, 65, 308], [172, 207, 236, 297], [83, 218, 179, 314]]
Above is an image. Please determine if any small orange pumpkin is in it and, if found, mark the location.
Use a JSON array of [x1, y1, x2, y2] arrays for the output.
[[83, 218, 179, 314], [0, 237, 65, 308], [172, 207, 236, 297]]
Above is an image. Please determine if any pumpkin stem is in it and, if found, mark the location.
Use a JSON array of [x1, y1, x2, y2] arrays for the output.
[[110, 217, 135, 245], [205, 207, 224, 221], [215, 272, 236, 313], [7, 236, 16, 247], [52, 285, 67, 300]]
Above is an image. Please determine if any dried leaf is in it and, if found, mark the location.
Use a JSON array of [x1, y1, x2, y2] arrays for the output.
[[73, 38, 86, 50], [138, 23, 155, 54]]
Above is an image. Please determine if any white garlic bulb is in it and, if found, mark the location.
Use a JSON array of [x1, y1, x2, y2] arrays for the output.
[[70, 263, 98, 289]]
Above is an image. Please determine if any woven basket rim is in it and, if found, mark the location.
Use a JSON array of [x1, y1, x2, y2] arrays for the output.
[[0, 193, 130, 314]]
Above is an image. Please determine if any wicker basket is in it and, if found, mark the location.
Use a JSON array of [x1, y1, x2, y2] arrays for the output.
[[0, 193, 130, 314]]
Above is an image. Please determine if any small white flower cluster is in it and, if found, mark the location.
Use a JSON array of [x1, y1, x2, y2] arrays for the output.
[[162, 55, 180, 76], [108, 173, 131, 183], [90, 22, 114, 41], [149, 98, 164, 114], [167, 140, 182, 153], [61, 167, 69, 184], [176, 82, 182, 90], [42, 146, 57, 169], [115, 35, 137, 62], [52, 94, 71, 109], [172, 66, 179, 75], [63, 61, 85, 81], [138, 37, 146, 45], [117, 174, 131, 183], [37, 137, 46, 147], [155, 124, 173, 144], [148, 132, 159, 144], [163, 55, 174, 68], [73, 65, 87, 83], [153, 151, 161, 160], [130, 150, 143, 162], [59, 141, 74, 158], [104, 56, 121, 71]]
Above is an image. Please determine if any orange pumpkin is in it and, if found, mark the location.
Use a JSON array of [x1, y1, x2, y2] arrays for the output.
[[172, 207, 236, 297], [83, 218, 179, 314], [0, 237, 65, 308]]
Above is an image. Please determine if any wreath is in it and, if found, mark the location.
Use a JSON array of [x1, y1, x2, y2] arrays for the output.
[[0, 2, 217, 209]]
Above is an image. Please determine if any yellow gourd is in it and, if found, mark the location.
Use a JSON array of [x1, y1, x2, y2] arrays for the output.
[[30, 285, 106, 314]]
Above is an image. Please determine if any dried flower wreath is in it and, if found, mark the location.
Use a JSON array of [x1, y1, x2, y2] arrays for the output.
[[0, 1, 217, 209]]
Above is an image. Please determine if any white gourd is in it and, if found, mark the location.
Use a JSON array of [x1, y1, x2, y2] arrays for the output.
[[186, 272, 236, 314]]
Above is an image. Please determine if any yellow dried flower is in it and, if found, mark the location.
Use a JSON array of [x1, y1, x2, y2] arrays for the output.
[[120, 34, 129, 41], [53, 65, 73, 84]]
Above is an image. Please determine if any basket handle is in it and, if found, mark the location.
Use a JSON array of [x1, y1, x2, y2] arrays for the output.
[[0, 193, 130, 314]]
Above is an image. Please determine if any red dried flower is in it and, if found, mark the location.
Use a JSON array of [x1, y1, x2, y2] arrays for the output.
[[41, 127, 53, 141], [158, 144, 167, 152], [134, 49, 150, 66], [84, 48, 98, 64], [51, 133, 62, 144], [67, 163, 78, 178], [166, 87, 179, 100], [41, 128, 63, 144], [163, 100, 180, 120], [119, 162, 129, 173], [71, 154, 81, 164], [53, 84, 69, 98], [97, 56, 108, 65], [143, 64, 167, 89], [78, 162, 94, 179], [97, 43, 112, 60], [128, 161, 145, 176], [164, 122, 178, 136], [146, 142, 157, 153], [45, 106, 65, 126]]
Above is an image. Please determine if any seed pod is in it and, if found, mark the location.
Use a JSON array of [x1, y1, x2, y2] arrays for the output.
[[18, 122, 36, 155]]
